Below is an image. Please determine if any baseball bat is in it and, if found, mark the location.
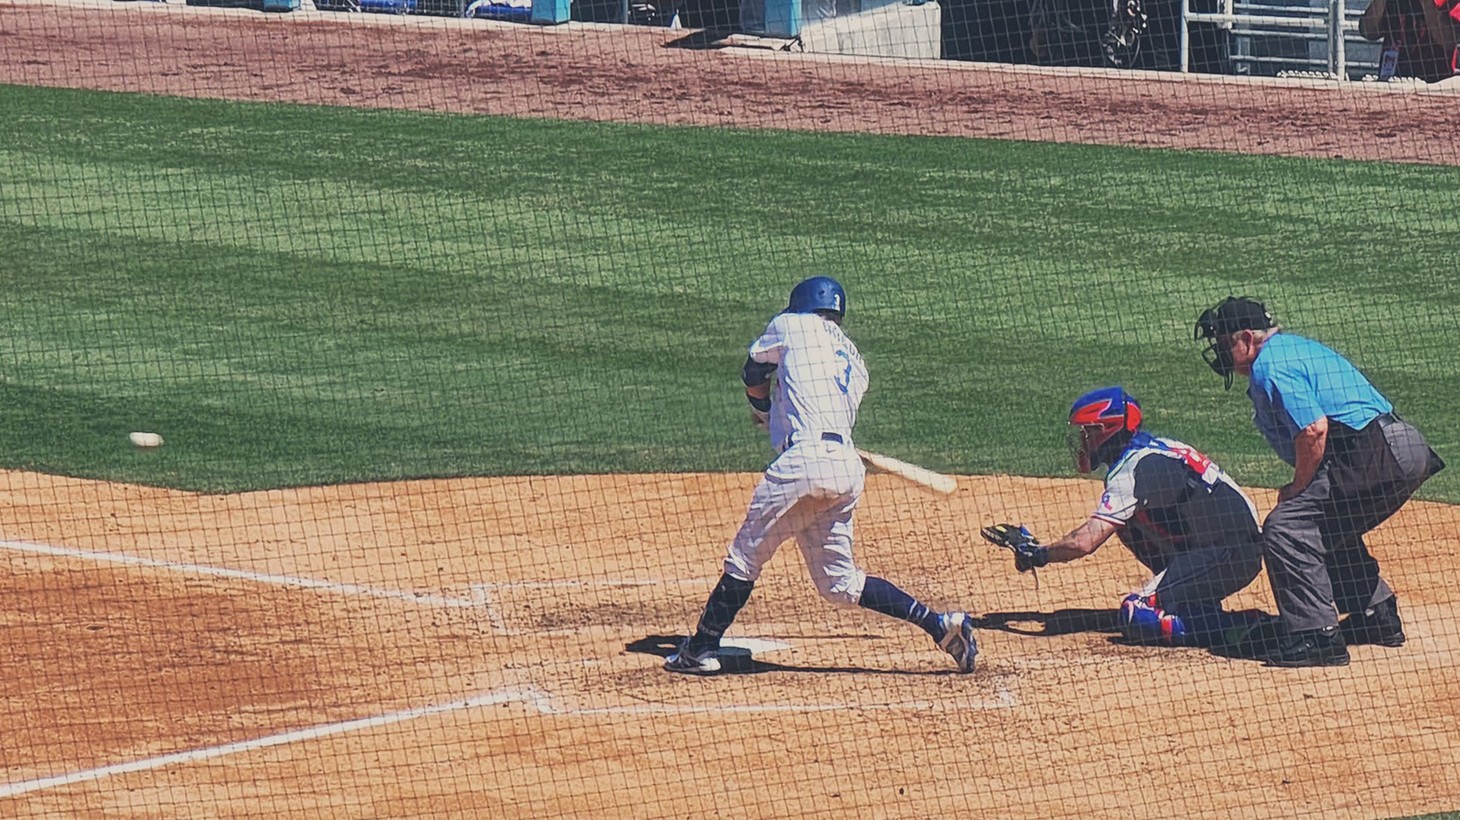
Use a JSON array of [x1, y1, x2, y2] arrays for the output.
[[856, 449, 958, 495]]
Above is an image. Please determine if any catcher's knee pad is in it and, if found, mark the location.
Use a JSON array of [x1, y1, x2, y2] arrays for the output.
[[1118, 593, 1187, 646]]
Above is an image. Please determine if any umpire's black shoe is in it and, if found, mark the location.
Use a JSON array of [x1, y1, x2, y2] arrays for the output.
[[1264, 625, 1350, 668], [1340, 596, 1406, 648]]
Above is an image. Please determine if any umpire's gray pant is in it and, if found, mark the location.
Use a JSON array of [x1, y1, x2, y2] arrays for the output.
[[1262, 414, 1445, 633]]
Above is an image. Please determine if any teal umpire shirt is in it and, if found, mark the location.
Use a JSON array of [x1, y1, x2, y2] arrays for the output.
[[1247, 332, 1393, 468]]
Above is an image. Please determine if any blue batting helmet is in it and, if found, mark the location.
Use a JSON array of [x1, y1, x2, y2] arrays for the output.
[[786, 276, 847, 318], [1068, 386, 1142, 473]]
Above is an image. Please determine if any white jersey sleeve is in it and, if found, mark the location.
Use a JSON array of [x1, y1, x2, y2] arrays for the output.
[[1094, 458, 1141, 525], [749, 316, 791, 365]]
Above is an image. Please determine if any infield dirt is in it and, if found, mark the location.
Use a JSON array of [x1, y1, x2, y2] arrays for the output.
[[2, 469, 1458, 817]]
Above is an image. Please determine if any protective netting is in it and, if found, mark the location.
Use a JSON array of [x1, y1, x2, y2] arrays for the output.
[[1, 1, 1457, 817]]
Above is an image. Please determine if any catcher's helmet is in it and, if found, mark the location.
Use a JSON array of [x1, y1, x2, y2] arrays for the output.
[[1069, 386, 1143, 473], [1194, 296, 1275, 390], [786, 276, 847, 319]]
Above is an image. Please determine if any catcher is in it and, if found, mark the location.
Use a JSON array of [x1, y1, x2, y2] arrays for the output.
[[982, 387, 1270, 648]]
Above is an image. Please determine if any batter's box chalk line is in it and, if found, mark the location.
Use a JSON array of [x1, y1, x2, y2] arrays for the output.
[[0, 682, 1014, 799], [530, 681, 1018, 715], [0, 689, 538, 800], [468, 577, 716, 636]]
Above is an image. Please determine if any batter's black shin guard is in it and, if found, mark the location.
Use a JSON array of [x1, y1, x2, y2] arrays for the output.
[[690, 574, 754, 650]]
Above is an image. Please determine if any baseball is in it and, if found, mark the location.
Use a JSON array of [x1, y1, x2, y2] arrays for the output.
[[128, 431, 164, 449]]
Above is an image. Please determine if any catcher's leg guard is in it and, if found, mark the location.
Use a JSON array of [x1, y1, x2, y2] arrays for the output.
[[1118, 593, 1186, 646], [1121, 595, 1273, 649]]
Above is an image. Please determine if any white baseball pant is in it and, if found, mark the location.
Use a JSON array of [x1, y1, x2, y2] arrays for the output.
[[723, 435, 867, 607]]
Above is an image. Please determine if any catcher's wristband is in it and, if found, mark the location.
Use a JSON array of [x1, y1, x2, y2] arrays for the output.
[[1028, 546, 1051, 568]]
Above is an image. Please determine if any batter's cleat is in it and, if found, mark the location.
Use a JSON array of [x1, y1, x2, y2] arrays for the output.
[[1340, 596, 1406, 648], [664, 641, 722, 675], [937, 612, 978, 673], [1264, 625, 1350, 668]]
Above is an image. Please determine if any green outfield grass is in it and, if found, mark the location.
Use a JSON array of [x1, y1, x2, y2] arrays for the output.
[[1, 85, 1457, 495]]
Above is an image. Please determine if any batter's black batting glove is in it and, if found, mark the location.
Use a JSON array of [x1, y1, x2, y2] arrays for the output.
[[981, 523, 1050, 573]]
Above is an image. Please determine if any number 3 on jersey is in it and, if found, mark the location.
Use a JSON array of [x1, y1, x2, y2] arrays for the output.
[[834, 348, 853, 395]]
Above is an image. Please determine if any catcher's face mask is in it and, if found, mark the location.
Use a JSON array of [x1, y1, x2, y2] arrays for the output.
[[1069, 424, 1102, 474]]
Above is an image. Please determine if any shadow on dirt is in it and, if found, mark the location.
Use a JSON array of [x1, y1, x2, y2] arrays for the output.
[[975, 608, 1279, 661], [663, 30, 733, 49], [626, 634, 969, 676], [1204, 619, 1283, 662], [972, 608, 1120, 636]]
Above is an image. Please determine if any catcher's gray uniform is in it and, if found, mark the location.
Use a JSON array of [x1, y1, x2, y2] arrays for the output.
[[1094, 432, 1263, 610]]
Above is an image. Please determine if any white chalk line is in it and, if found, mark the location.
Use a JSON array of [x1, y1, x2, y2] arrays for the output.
[[468, 583, 507, 630], [552, 685, 1019, 715], [0, 539, 1004, 654], [0, 681, 1015, 799], [503, 675, 1017, 716], [0, 538, 992, 662], [0, 689, 537, 800], [0, 540, 1013, 800], [468, 582, 714, 636], [476, 579, 676, 589], [0, 539, 693, 615], [0, 539, 483, 609]]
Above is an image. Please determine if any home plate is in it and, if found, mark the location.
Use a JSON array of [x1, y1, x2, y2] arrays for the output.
[[719, 637, 793, 661]]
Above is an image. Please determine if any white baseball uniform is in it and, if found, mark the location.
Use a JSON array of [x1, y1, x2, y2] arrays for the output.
[[722, 311, 870, 606]]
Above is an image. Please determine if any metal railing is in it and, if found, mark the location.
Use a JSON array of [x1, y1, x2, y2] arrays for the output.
[[1181, 0, 1369, 78]]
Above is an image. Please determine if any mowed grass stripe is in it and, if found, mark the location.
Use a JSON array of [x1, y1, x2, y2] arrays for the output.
[[0, 85, 1456, 495]]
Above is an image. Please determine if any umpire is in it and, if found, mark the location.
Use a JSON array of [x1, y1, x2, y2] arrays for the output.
[[1195, 297, 1445, 667]]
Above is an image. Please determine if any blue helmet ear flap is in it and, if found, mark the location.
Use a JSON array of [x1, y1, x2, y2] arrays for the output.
[[786, 276, 847, 317]]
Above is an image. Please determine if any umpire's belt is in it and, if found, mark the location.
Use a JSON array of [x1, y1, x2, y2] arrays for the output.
[[783, 431, 846, 450], [1328, 412, 1399, 448]]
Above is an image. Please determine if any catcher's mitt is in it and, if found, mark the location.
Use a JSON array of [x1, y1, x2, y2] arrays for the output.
[[980, 523, 1050, 573]]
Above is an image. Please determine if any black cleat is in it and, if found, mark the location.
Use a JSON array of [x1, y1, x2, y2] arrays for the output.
[[1340, 596, 1406, 648], [1264, 625, 1350, 668], [664, 640, 722, 675]]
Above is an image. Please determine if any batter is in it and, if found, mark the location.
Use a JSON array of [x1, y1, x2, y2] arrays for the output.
[[665, 276, 978, 675]]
